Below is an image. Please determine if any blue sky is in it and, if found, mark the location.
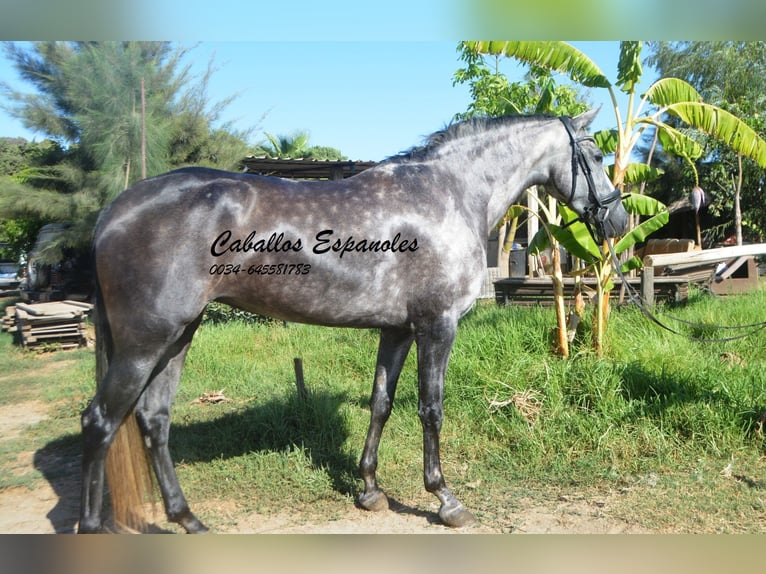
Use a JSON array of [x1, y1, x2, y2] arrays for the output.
[[0, 41, 654, 161]]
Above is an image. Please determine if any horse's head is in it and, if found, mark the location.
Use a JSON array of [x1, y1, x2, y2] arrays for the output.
[[548, 108, 628, 240]]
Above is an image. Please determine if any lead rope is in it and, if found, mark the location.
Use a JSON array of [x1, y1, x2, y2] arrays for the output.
[[598, 221, 766, 343]]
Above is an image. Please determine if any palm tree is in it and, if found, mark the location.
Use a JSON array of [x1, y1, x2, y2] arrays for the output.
[[256, 131, 311, 158]]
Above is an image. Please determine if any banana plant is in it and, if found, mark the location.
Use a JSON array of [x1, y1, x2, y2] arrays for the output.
[[466, 40, 766, 354], [503, 195, 572, 356], [527, 194, 668, 354]]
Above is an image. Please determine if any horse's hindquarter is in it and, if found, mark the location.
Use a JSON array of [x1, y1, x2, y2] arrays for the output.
[[95, 167, 486, 330]]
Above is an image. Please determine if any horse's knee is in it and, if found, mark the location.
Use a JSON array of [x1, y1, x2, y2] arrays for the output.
[[370, 394, 392, 421], [418, 404, 443, 430]]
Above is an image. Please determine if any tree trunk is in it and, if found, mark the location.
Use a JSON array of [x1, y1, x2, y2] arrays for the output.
[[735, 153, 743, 246], [551, 242, 569, 358], [141, 77, 147, 180], [497, 221, 509, 277]]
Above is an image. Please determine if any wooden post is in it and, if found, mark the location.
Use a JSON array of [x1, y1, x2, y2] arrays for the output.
[[293, 358, 307, 400], [641, 264, 655, 309], [526, 188, 539, 276]]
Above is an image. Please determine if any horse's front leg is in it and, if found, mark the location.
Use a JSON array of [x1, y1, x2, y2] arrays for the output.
[[416, 315, 475, 528], [358, 327, 415, 513]]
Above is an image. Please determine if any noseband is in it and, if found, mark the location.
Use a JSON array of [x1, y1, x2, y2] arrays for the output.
[[559, 116, 622, 234]]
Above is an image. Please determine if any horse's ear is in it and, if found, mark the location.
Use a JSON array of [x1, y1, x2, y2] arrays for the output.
[[571, 105, 602, 132]]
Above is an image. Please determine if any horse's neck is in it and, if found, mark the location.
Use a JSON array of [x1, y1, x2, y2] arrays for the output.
[[486, 121, 555, 228], [439, 119, 558, 230]]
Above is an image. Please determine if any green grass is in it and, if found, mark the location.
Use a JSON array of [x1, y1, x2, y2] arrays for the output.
[[3, 287, 766, 531]]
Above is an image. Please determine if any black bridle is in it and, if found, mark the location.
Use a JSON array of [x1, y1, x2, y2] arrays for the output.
[[559, 116, 622, 233]]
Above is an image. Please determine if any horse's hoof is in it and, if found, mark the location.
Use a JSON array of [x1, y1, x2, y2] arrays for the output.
[[439, 503, 475, 528], [176, 511, 210, 534], [358, 489, 390, 512], [77, 522, 104, 534], [184, 522, 210, 534]]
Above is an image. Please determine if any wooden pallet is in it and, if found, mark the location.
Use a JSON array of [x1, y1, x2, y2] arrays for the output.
[[2, 305, 16, 332], [6, 300, 93, 350]]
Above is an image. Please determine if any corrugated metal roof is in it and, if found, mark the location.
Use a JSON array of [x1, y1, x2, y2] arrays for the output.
[[242, 156, 378, 180]]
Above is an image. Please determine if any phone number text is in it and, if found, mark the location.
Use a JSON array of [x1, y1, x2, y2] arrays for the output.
[[209, 263, 311, 276]]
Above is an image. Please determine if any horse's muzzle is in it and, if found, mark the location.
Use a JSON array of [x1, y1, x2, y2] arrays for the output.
[[586, 189, 628, 240], [599, 207, 629, 239]]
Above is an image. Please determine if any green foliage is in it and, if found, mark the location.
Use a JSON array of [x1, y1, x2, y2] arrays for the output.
[[453, 42, 588, 121], [464, 41, 611, 88], [606, 162, 664, 185], [613, 195, 669, 256], [0, 42, 255, 261], [470, 41, 766, 183], [303, 146, 346, 161], [254, 131, 310, 158], [616, 40, 643, 94], [253, 131, 346, 160], [646, 41, 766, 243], [201, 301, 276, 326]]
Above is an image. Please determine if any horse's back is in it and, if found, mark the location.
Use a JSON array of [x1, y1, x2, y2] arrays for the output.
[[94, 166, 485, 332]]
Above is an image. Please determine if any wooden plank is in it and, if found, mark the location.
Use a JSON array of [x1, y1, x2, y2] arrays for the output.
[[62, 300, 93, 310], [494, 275, 688, 307], [710, 257, 759, 296], [645, 243, 766, 267], [716, 256, 749, 280]]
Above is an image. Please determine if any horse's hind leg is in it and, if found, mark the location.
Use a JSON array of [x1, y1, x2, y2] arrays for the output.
[[134, 317, 208, 533], [416, 315, 475, 527], [358, 327, 414, 512], [79, 352, 159, 533]]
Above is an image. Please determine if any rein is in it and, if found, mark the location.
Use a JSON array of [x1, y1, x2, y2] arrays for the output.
[[558, 116, 765, 343], [599, 220, 766, 343]]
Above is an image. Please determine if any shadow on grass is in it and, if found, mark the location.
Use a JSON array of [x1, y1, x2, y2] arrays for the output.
[[34, 388, 366, 534], [619, 360, 766, 455], [171, 389, 359, 493]]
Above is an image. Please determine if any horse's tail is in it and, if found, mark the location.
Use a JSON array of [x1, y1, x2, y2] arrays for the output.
[[95, 278, 153, 532]]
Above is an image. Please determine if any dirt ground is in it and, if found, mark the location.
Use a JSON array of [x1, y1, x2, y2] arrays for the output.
[[0, 399, 650, 535]]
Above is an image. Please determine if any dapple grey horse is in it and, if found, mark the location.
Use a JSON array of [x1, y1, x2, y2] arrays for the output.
[[78, 109, 627, 533]]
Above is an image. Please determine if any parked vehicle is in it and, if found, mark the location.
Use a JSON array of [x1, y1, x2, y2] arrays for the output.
[[0, 260, 20, 289], [23, 223, 92, 300]]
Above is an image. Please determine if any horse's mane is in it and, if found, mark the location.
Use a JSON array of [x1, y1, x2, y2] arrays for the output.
[[385, 114, 555, 164]]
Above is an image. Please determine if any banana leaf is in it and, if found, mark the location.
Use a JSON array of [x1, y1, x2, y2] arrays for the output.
[[620, 255, 644, 273], [606, 163, 664, 184], [622, 193, 667, 216], [643, 77, 703, 105], [616, 41, 643, 94], [468, 41, 611, 88], [613, 210, 670, 255], [655, 123, 704, 161], [593, 129, 619, 154], [547, 221, 602, 263], [665, 102, 766, 167]]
